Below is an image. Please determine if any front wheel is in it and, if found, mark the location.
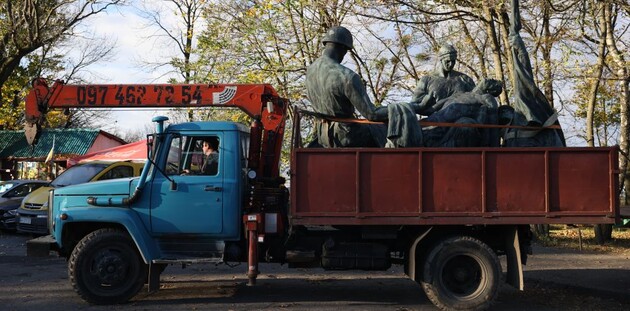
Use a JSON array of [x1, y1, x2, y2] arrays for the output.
[[421, 236, 501, 311], [69, 228, 147, 304]]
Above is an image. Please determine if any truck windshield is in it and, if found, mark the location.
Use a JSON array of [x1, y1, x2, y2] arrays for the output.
[[50, 163, 109, 187]]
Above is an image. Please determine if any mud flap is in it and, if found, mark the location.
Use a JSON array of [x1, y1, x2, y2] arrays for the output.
[[148, 263, 161, 292], [407, 227, 432, 281], [505, 226, 524, 290]]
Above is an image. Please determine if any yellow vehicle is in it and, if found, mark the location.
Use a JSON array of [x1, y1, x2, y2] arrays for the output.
[[17, 161, 144, 235]]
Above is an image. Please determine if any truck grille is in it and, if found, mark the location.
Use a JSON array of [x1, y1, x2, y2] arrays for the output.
[[23, 203, 43, 210]]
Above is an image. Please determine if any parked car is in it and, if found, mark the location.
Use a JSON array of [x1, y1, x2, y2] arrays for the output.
[[0, 180, 48, 231], [17, 161, 144, 235]]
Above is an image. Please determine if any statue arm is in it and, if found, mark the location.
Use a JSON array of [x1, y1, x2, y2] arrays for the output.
[[410, 77, 436, 115], [410, 78, 428, 104], [510, 0, 521, 35], [481, 94, 499, 109], [461, 75, 476, 91], [509, 0, 535, 83], [345, 73, 387, 121]]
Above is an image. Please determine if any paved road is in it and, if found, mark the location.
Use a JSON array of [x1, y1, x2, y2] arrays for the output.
[[1, 231, 629, 310]]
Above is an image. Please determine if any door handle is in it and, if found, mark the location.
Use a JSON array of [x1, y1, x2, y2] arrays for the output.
[[205, 185, 223, 192]]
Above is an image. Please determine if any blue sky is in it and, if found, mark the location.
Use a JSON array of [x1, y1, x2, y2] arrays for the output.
[[72, 2, 183, 137]]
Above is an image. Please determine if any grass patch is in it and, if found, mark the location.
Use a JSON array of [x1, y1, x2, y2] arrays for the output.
[[535, 225, 630, 256]]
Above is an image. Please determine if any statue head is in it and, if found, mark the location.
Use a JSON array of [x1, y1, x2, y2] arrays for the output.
[[322, 26, 354, 50], [437, 44, 457, 73], [474, 78, 503, 97], [438, 44, 457, 58]]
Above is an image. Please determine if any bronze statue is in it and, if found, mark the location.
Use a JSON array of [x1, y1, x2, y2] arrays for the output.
[[504, 0, 565, 147], [424, 79, 502, 147], [433, 78, 502, 112], [305, 26, 387, 147], [410, 44, 476, 116]]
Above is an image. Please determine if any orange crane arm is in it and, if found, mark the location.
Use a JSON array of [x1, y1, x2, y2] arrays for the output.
[[24, 78, 288, 179]]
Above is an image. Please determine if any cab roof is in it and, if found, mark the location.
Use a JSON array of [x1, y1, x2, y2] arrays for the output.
[[165, 121, 250, 133]]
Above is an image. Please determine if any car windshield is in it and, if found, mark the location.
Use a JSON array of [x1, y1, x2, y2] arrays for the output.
[[50, 163, 109, 187], [0, 182, 17, 194]]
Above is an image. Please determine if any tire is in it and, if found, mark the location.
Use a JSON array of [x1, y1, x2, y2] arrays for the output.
[[421, 236, 501, 311], [69, 228, 147, 304]]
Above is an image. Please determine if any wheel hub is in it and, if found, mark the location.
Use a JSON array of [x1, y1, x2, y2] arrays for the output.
[[95, 252, 127, 284], [454, 267, 470, 282], [443, 255, 482, 296]]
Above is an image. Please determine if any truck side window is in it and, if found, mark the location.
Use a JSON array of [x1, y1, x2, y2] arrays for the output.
[[167, 135, 220, 176], [190, 136, 220, 176], [166, 136, 182, 175]]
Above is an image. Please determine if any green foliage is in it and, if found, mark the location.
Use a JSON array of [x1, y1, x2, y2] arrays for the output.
[[572, 75, 621, 146], [165, 0, 627, 152], [573, 80, 621, 125], [0, 53, 69, 130], [0, 0, 122, 130]]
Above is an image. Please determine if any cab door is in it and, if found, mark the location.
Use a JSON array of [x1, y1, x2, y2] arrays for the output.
[[149, 134, 224, 235]]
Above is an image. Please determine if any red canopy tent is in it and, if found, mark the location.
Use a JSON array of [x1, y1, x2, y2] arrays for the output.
[[67, 139, 147, 167]]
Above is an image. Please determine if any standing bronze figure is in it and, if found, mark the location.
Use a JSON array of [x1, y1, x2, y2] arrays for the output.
[[505, 0, 565, 146], [306, 26, 387, 147]]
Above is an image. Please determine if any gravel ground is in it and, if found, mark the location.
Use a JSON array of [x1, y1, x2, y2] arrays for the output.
[[1, 231, 630, 311]]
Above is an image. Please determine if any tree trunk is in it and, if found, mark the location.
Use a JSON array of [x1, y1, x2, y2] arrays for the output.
[[603, 3, 629, 199], [540, 2, 554, 108], [591, 2, 611, 245], [586, 5, 607, 147]]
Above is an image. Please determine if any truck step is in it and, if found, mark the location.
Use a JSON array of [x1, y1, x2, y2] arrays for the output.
[[156, 238, 225, 259], [152, 257, 223, 265]]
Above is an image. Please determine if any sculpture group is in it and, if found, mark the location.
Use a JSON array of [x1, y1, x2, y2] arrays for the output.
[[306, 0, 565, 149]]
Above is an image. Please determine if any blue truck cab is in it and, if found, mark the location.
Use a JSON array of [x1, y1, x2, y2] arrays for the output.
[[51, 119, 250, 256], [43, 118, 251, 303]]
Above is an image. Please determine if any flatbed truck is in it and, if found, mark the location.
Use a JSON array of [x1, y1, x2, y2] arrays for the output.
[[24, 79, 619, 310]]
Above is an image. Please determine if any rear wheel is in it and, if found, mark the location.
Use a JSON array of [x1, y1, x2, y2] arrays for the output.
[[69, 228, 147, 304], [421, 236, 501, 311]]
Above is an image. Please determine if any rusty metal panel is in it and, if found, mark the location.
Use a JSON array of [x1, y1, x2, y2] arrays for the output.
[[291, 147, 619, 225], [485, 152, 547, 213], [358, 152, 419, 214], [421, 152, 483, 213], [294, 151, 357, 214], [548, 150, 613, 213]]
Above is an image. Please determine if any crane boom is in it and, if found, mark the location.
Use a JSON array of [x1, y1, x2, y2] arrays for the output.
[[24, 78, 288, 179]]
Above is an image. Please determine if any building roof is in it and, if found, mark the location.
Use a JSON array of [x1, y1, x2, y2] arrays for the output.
[[0, 129, 112, 160]]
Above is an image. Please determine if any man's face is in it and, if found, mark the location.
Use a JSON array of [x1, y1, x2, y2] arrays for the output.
[[440, 53, 457, 72], [202, 142, 210, 153]]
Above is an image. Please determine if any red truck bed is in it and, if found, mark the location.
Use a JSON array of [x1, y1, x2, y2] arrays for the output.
[[290, 147, 619, 226]]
